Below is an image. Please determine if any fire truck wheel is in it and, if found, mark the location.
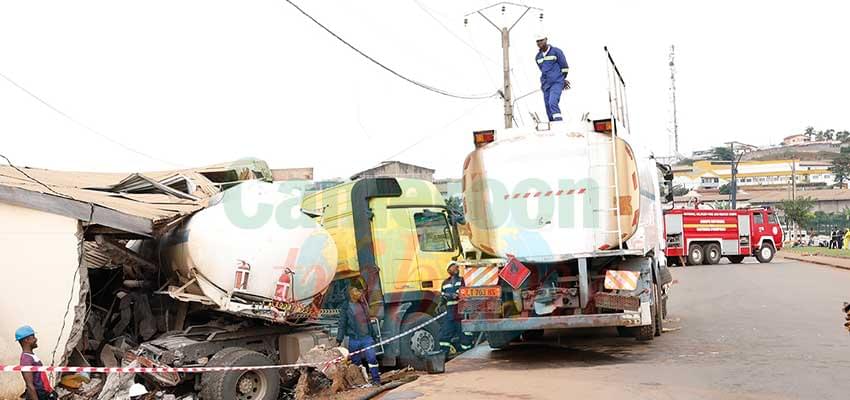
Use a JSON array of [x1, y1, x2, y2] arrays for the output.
[[727, 255, 745, 264], [686, 244, 704, 266], [398, 312, 440, 370], [200, 349, 279, 400], [756, 243, 776, 263], [703, 243, 722, 265]]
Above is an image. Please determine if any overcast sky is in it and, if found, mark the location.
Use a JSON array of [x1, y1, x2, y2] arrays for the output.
[[2, 0, 848, 180]]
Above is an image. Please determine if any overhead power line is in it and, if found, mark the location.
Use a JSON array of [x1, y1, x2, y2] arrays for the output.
[[0, 71, 178, 167], [282, 0, 499, 100], [412, 0, 499, 66]]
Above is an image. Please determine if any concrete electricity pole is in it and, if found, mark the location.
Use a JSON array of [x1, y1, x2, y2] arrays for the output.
[[465, 2, 543, 129]]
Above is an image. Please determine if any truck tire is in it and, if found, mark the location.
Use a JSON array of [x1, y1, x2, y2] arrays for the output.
[[653, 283, 663, 337], [703, 243, 721, 265], [398, 312, 440, 371], [199, 349, 279, 400], [687, 244, 704, 266], [520, 329, 544, 341], [486, 331, 517, 349], [727, 255, 745, 264], [756, 243, 775, 263], [634, 277, 659, 341]]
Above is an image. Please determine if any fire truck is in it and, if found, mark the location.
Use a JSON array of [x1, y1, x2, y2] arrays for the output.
[[664, 208, 784, 266]]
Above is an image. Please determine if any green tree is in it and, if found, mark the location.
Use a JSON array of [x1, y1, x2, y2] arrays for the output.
[[672, 185, 690, 196], [825, 129, 836, 141], [719, 183, 731, 195], [837, 130, 850, 143], [710, 146, 734, 161], [445, 195, 465, 224], [805, 126, 816, 141], [778, 197, 815, 235], [830, 156, 850, 187]]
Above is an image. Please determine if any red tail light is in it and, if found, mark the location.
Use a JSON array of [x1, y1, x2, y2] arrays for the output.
[[473, 130, 496, 148], [593, 119, 613, 134]]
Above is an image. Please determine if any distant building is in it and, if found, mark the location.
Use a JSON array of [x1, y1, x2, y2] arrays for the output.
[[434, 178, 462, 199], [690, 149, 715, 161], [782, 134, 808, 146], [673, 159, 835, 190], [350, 161, 435, 181]]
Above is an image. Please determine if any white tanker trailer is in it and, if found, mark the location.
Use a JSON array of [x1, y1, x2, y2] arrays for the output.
[[137, 180, 341, 400], [161, 179, 338, 323]]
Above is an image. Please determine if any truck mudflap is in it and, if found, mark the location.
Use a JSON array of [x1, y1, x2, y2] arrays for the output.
[[462, 303, 651, 332]]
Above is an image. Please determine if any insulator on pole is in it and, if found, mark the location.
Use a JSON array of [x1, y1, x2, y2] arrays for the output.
[[501, 5, 506, 14], [539, 13, 544, 21], [464, 17, 468, 26]]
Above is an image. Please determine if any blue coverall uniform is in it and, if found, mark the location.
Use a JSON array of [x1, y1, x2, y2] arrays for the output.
[[337, 299, 381, 384], [536, 45, 569, 122], [439, 274, 470, 354]]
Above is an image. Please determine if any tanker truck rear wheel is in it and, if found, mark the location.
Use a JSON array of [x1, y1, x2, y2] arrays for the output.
[[687, 244, 704, 266], [398, 312, 440, 371], [200, 349, 279, 400]]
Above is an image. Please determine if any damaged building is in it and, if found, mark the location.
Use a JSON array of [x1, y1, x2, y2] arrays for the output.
[[0, 159, 278, 398]]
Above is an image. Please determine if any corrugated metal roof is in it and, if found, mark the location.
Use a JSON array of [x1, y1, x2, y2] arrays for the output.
[[0, 161, 269, 237]]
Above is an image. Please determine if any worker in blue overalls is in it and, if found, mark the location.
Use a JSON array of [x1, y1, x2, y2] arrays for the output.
[[439, 263, 467, 357], [535, 33, 569, 122]]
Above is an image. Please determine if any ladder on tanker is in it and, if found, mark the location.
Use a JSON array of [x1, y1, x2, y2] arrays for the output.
[[586, 46, 632, 255]]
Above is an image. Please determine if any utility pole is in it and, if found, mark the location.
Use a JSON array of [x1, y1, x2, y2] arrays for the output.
[[465, 2, 543, 129], [791, 159, 797, 201], [669, 45, 679, 157], [730, 142, 737, 209]]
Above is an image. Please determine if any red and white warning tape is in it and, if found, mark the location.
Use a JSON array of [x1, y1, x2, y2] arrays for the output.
[[0, 312, 446, 374]]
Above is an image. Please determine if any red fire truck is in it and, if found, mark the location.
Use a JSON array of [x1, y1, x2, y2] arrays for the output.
[[664, 208, 784, 266]]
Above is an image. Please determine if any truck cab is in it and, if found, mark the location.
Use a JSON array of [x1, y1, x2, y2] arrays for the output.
[[751, 208, 784, 258], [301, 177, 459, 369], [664, 207, 783, 265]]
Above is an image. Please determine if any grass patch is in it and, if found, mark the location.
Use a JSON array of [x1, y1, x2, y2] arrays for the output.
[[784, 246, 850, 259]]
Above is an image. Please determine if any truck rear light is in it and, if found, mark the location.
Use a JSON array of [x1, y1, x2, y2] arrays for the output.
[[593, 119, 613, 134], [473, 130, 495, 148]]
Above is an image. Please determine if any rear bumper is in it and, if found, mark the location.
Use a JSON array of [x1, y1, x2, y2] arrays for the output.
[[462, 311, 645, 332]]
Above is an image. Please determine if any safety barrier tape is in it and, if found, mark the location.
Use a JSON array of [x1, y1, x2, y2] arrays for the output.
[[0, 311, 447, 374]]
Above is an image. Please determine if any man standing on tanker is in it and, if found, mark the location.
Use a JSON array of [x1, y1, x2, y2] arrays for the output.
[[535, 33, 569, 122]]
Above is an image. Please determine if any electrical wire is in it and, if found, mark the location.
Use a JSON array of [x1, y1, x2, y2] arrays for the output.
[[383, 99, 490, 161], [0, 153, 69, 198], [282, 0, 498, 100], [412, 0, 499, 66], [0, 153, 96, 367], [51, 204, 95, 367], [0, 71, 178, 167]]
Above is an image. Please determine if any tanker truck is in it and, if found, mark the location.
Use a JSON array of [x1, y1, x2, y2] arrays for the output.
[[135, 178, 454, 399], [457, 52, 674, 347]]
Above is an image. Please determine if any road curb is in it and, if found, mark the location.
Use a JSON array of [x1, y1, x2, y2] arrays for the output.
[[778, 253, 850, 271]]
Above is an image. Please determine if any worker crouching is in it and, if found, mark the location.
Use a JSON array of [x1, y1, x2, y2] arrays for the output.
[[336, 286, 381, 386]]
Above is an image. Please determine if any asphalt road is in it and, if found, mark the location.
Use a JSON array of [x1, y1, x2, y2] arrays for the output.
[[381, 258, 850, 400]]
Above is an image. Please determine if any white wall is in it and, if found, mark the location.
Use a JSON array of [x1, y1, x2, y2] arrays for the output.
[[0, 203, 82, 398]]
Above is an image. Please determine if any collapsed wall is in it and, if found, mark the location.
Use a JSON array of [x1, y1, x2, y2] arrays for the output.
[[0, 203, 87, 398]]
